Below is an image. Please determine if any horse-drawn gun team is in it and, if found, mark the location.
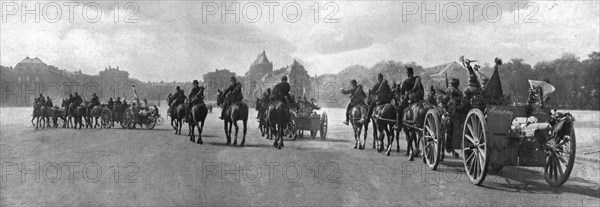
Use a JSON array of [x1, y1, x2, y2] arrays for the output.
[[30, 56, 577, 187]]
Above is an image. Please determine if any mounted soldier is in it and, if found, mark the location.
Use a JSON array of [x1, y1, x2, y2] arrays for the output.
[[368, 73, 392, 119], [219, 76, 243, 120], [88, 93, 100, 113], [115, 97, 122, 106], [341, 79, 366, 125], [256, 88, 271, 119], [170, 86, 186, 107], [45, 96, 53, 108], [35, 94, 45, 106], [270, 76, 292, 104], [399, 67, 424, 107]]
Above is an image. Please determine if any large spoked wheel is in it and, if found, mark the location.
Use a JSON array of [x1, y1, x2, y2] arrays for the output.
[[156, 117, 164, 126], [123, 109, 135, 129], [544, 124, 576, 187], [462, 109, 490, 186], [320, 112, 328, 140], [146, 113, 157, 130], [101, 109, 112, 128], [423, 109, 442, 170]]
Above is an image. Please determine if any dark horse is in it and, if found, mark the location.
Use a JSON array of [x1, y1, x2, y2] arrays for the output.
[[349, 104, 369, 149], [67, 102, 86, 129], [217, 90, 249, 146], [169, 103, 186, 135], [368, 90, 399, 156], [398, 90, 434, 161], [255, 98, 269, 137], [31, 104, 48, 129], [188, 103, 208, 144], [266, 100, 290, 149]]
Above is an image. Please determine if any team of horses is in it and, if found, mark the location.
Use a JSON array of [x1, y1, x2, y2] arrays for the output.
[[31, 100, 128, 129], [30, 83, 451, 158]]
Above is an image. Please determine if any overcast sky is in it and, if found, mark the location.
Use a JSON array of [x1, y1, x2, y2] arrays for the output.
[[1, 1, 598, 82]]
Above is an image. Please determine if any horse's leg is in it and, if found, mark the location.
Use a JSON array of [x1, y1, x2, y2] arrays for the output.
[[403, 126, 411, 156], [241, 119, 247, 147], [372, 120, 377, 149], [224, 121, 230, 145], [197, 120, 204, 145], [278, 124, 284, 149], [396, 124, 401, 153], [362, 122, 368, 149], [232, 120, 239, 145], [385, 124, 393, 156], [31, 115, 35, 127], [352, 123, 358, 149]]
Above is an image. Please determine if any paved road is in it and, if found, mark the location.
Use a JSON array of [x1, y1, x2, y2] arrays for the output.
[[1, 108, 599, 206]]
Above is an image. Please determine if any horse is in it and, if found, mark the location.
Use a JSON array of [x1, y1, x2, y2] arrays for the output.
[[47, 102, 67, 128], [31, 104, 48, 129], [400, 95, 433, 161], [349, 104, 369, 149], [169, 103, 186, 135], [266, 100, 289, 149], [188, 103, 208, 144], [255, 99, 269, 137], [83, 102, 104, 128], [217, 90, 249, 146]]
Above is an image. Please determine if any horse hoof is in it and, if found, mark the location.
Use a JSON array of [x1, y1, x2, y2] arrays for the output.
[[278, 145, 282, 150], [197, 140, 203, 145], [386, 151, 391, 156], [396, 149, 400, 153], [353, 144, 357, 149], [408, 156, 414, 161], [273, 142, 278, 148]]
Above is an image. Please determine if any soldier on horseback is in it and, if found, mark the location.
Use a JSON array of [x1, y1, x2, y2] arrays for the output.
[[35, 94, 45, 106], [256, 88, 271, 119], [399, 67, 424, 106], [219, 76, 243, 120], [368, 73, 392, 119], [170, 86, 186, 107], [341, 79, 366, 125], [115, 97, 122, 106], [88, 93, 100, 113], [186, 80, 205, 119], [270, 76, 292, 104], [45, 96, 53, 108]]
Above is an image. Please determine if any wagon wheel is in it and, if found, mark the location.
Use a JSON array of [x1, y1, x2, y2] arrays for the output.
[[544, 124, 576, 187], [123, 109, 135, 129], [146, 114, 157, 129], [423, 109, 442, 170], [462, 108, 490, 185], [156, 117, 164, 126], [320, 112, 328, 140], [101, 109, 112, 128]]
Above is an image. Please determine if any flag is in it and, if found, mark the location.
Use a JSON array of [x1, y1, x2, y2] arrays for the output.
[[483, 67, 503, 99], [528, 80, 555, 100]]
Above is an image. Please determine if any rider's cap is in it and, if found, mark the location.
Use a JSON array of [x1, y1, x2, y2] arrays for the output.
[[281, 76, 288, 81], [230, 76, 237, 81], [377, 73, 383, 78], [176, 86, 181, 90], [406, 67, 414, 75], [350, 79, 357, 85], [193, 80, 199, 84]]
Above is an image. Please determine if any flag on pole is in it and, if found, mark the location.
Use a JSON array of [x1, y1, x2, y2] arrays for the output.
[[528, 80, 555, 100]]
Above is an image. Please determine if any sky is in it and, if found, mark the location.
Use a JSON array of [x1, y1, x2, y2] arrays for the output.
[[1, 0, 599, 82]]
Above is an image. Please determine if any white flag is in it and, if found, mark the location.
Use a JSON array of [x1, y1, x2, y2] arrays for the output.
[[528, 80, 555, 100]]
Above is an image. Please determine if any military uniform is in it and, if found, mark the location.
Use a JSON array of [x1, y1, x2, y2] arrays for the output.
[[342, 84, 366, 124], [270, 82, 291, 103], [400, 76, 424, 104], [221, 82, 243, 119]]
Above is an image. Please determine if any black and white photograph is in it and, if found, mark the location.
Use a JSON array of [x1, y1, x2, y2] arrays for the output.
[[0, 0, 599, 206]]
